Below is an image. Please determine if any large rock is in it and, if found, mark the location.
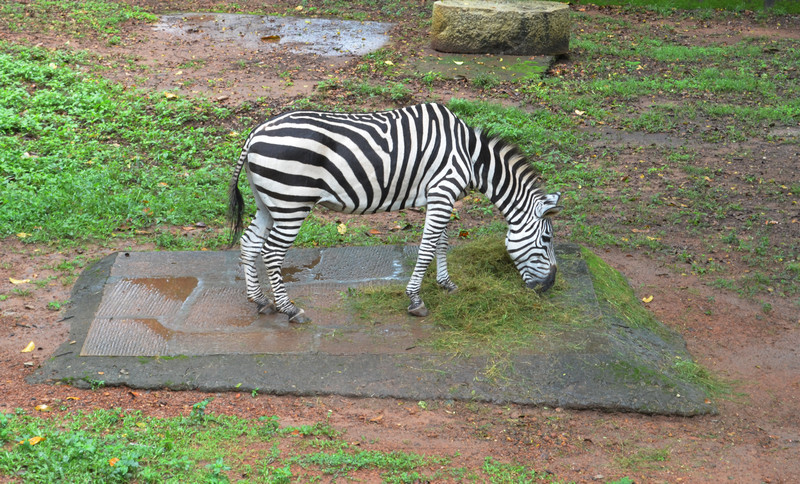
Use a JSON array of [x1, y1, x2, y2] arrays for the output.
[[431, 0, 570, 56]]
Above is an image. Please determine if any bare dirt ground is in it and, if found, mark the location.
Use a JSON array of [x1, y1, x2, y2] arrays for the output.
[[2, 1, 800, 482]]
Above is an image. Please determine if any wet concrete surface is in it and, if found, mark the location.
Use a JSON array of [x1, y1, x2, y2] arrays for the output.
[[154, 13, 394, 56], [77, 246, 421, 357], [32, 244, 715, 415]]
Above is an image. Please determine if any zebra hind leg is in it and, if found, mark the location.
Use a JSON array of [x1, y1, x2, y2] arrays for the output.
[[406, 194, 455, 317], [435, 229, 458, 293], [239, 213, 276, 313], [261, 218, 311, 324]]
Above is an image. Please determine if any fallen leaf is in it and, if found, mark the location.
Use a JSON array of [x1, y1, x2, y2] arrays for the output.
[[384, 60, 394, 66], [642, 295, 654, 303], [21, 341, 35, 353], [261, 35, 280, 43], [337, 223, 347, 235], [66, 396, 80, 400], [453, 60, 464, 65], [16, 232, 31, 238], [109, 458, 120, 467], [10, 277, 30, 284], [367, 229, 382, 236], [164, 92, 178, 99], [35, 404, 51, 412], [21, 436, 45, 446], [295, 5, 303, 10], [574, 110, 585, 115]]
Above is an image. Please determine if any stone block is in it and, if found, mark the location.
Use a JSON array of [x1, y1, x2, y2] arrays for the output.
[[431, 0, 570, 56]]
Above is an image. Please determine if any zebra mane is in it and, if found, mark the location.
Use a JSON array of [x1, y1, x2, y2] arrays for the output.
[[477, 128, 544, 193]]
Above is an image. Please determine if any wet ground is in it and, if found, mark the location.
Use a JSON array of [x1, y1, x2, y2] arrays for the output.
[[154, 12, 394, 57]]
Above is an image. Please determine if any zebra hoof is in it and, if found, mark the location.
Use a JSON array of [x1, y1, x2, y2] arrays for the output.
[[407, 301, 429, 317], [257, 301, 277, 314], [440, 282, 458, 294], [288, 309, 310, 324]]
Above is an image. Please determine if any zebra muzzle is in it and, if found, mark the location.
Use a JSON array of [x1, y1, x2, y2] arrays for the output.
[[526, 267, 557, 293]]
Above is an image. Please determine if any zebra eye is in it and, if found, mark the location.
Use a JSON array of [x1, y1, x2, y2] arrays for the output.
[[541, 235, 551, 243]]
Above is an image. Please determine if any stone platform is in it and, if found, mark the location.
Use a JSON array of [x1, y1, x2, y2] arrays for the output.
[[31, 244, 715, 416], [431, 0, 571, 55]]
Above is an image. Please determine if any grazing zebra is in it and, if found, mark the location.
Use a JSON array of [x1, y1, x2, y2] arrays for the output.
[[228, 103, 562, 323]]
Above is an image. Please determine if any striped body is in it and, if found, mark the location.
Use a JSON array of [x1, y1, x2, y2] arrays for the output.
[[228, 103, 562, 322]]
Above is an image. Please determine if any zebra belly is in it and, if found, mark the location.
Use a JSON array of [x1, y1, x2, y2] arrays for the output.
[[317, 193, 428, 214]]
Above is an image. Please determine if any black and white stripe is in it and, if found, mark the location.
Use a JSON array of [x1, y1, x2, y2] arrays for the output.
[[228, 103, 562, 322]]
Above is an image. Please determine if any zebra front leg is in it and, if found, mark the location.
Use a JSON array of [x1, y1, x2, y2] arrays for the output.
[[435, 229, 458, 293], [262, 219, 310, 324], [239, 215, 276, 313]]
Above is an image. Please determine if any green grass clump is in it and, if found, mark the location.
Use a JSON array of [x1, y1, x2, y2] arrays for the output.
[[352, 235, 574, 358]]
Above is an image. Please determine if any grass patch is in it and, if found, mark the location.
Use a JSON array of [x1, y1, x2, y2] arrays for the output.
[[0, 405, 555, 483], [582, 247, 674, 338], [350, 235, 579, 361], [0, 42, 239, 244], [572, 0, 800, 15], [0, 0, 156, 38]]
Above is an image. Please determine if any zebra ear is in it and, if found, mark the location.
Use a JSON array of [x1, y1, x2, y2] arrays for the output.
[[535, 192, 562, 218]]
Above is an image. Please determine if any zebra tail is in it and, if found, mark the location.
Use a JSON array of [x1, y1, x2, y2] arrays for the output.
[[227, 174, 244, 248], [227, 130, 255, 247]]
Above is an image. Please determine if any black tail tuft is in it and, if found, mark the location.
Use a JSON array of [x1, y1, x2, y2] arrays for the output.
[[227, 177, 245, 248]]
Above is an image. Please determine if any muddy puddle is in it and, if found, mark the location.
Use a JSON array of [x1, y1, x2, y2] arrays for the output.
[[154, 13, 394, 56]]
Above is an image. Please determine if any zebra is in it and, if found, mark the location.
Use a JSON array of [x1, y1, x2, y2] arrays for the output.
[[228, 102, 562, 323]]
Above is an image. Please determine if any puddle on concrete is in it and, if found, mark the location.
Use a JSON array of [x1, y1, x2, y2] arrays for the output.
[[154, 13, 394, 56]]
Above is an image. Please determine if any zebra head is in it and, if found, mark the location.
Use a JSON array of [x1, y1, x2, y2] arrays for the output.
[[506, 191, 562, 293]]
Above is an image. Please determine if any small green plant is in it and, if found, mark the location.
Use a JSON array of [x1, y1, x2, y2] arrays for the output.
[[261, 463, 292, 483], [47, 300, 67, 311], [91, 379, 105, 390], [189, 398, 214, 424], [205, 457, 231, 483], [471, 73, 501, 90], [420, 70, 443, 86]]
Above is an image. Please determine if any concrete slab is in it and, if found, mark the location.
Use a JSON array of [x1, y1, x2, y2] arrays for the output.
[[31, 244, 715, 416]]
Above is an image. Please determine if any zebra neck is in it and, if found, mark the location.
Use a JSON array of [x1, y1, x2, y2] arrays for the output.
[[471, 132, 539, 225]]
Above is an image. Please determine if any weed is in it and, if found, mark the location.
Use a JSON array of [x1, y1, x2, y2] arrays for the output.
[[616, 446, 670, 470], [47, 300, 68, 311], [480, 457, 551, 481], [189, 398, 214, 425], [11, 288, 31, 297], [471, 73, 501, 90]]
